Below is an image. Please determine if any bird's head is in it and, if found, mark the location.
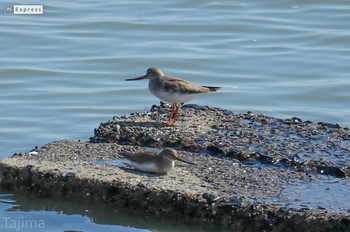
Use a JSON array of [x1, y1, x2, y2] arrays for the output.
[[125, 67, 164, 81], [161, 148, 195, 165]]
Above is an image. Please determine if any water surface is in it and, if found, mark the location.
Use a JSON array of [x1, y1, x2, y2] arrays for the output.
[[0, 0, 349, 231]]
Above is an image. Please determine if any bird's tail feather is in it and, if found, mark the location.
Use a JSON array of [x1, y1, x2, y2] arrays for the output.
[[202, 86, 222, 92]]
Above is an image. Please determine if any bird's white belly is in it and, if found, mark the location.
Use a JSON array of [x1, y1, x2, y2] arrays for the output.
[[151, 89, 199, 104], [132, 162, 158, 172], [132, 161, 174, 174]]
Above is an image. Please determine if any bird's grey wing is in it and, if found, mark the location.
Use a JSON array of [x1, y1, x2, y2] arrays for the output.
[[163, 77, 210, 94], [119, 151, 157, 163]]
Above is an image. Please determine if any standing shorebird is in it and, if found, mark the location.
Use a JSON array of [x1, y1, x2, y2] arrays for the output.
[[119, 148, 195, 174], [125, 67, 221, 125]]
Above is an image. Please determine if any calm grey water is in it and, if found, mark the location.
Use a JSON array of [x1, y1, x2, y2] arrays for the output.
[[0, 0, 349, 231]]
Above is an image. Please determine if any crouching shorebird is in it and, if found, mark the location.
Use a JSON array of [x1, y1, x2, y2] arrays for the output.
[[125, 67, 221, 125], [119, 148, 195, 174]]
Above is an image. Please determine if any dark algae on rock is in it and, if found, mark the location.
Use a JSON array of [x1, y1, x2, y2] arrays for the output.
[[1, 104, 350, 231], [93, 104, 350, 178]]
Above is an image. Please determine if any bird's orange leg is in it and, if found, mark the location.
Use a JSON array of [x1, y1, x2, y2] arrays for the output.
[[165, 103, 176, 125], [172, 105, 180, 125]]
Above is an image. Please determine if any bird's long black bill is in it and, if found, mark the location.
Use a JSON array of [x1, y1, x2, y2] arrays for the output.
[[175, 156, 195, 165], [125, 75, 148, 81]]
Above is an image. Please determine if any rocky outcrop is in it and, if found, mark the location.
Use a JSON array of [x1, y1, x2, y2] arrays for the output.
[[1, 104, 349, 231]]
